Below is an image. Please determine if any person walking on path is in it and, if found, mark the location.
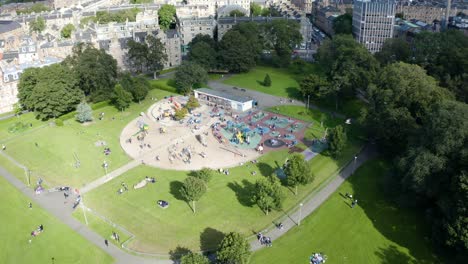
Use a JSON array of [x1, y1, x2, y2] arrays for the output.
[[105, 239, 109, 247]]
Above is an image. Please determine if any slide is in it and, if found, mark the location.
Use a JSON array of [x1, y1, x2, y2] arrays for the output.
[[236, 132, 243, 144]]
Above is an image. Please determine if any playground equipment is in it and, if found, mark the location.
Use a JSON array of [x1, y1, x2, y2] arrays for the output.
[[236, 131, 244, 144], [173, 101, 181, 110], [163, 110, 171, 117], [160, 127, 166, 134]]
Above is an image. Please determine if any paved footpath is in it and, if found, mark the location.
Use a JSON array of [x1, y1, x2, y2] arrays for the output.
[[250, 144, 377, 251], [0, 165, 172, 264]]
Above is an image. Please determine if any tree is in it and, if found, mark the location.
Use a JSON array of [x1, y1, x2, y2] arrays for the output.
[[375, 38, 411, 65], [111, 84, 133, 110], [180, 176, 207, 213], [217, 232, 251, 264], [229, 9, 245, 17], [75, 102, 93, 123], [284, 154, 314, 195], [189, 34, 216, 49], [17, 67, 41, 110], [126, 39, 149, 73], [175, 62, 208, 94], [61, 24, 75, 39], [122, 76, 150, 103], [327, 125, 347, 157], [180, 252, 210, 264], [18, 64, 84, 120], [29, 17, 45, 33], [365, 62, 450, 154], [158, 4, 176, 31], [146, 35, 168, 78], [263, 74, 271, 87], [174, 107, 188, 121], [316, 34, 379, 105], [251, 175, 284, 214], [188, 41, 217, 70], [191, 168, 213, 183], [262, 20, 302, 66], [412, 30, 468, 103], [332, 13, 352, 35], [13, 103, 22, 116], [63, 43, 118, 102], [250, 3, 262, 16], [219, 30, 256, 72], [299, 74, 330, 99], [186, 95, 200, 110]]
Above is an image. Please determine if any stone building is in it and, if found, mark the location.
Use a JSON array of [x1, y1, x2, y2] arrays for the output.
[[396, 4, 460, 23], [313, 5, 342, 35], [0, 36, 62, 114], [178, 17, 216, 53], [290, 0, 313, 14]]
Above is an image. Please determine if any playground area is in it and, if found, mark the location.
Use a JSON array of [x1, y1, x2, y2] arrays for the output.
[[120, 96, 310, 170]]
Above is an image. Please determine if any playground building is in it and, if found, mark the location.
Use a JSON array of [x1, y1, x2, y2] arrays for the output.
[[194, 88, 253, 112]]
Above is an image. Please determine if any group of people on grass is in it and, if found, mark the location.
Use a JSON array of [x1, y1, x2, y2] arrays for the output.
[[310, 253, 327, 264], [345, 193, 358, 208], [30, 224, 44, 237]]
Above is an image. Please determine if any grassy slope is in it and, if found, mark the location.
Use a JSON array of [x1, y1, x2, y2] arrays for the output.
[[223, 66, 301, 98], [0, 89, 172, 187], [250, 159, 440, 264], [81, 107, 363, 253], [0, 176, 113, 264]]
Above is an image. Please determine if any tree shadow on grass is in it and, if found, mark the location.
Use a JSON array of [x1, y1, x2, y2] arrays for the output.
[[350, 161, 439, 263], [200, 227, 225, 253], [169, 181, 185, 201], [257, 162, 274, 176], [374, 245, 413, 264], [285, 87, 301, 100], [227, 179, 255, 207], [256, 80, 266, 86], [169, 245, 191, 262]]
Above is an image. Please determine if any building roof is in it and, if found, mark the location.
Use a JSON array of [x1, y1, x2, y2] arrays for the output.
[[0, 20, 21, 34], [195, 88, 252, 103]]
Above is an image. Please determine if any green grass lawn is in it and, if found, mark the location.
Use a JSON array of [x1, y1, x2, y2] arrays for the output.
[[250, 159, 441, 264], [0, 175, 113, 264], [149, 79, 178, 94], [79, 106, 364, 254], [0, 89, 172, 187], [223, 66, 302, 98]]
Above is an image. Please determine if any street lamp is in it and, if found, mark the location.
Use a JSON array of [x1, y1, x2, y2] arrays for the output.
[[353, 156, 357, 173], [298, 203, 304, 226]]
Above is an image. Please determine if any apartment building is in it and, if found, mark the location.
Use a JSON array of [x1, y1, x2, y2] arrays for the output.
[[353, 0, 396, 53]]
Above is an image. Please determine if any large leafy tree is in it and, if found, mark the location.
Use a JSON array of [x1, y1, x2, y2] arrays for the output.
[[251, 175, 284, 214], [327, 125, 347, 157], [395, 100, 468, 252], [180, 252, 210, 264], [158, 4, 176, 31], [262, 20, 302, 66], [189, 34, 216, 49], [175, 61, 208, 94], [364, 62, 450, 154], [217, 232, 251, 264], [63, 43, 118, 102], [299, 74, 330, 99], [413, 30, 468, 102], [188, 41, 217, 70], [124, 76, 150, 103], [146, 35, 167, 78], [316, 34, 379, 100], [375, 38, 411, 65], [180, 176, 207, 213], [332, 13, 352, 35], [191, 168, 213, 183], [250, 2, 262, 16], [219, 30, 256, 72], [111, 84, 133, 110], [126, 39, 148, 73], [17, 67, 41, 110], [284, 154, 314, 195], [232, 22, 263, 62], [18, 64, 84, 120]]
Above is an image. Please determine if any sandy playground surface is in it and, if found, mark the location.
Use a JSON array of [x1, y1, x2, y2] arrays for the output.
[[119, 98, 260, 171]]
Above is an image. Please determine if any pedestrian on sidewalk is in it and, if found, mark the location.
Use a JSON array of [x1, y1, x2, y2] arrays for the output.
[[104, 239, 109, 247], [2, 144, 6, 150]]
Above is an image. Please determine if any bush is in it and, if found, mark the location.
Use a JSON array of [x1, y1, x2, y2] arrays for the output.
[[263, 74, 271, 87], [55, 119, 64, 126], [174, 107, 188, 120], [91, 100, 111, 110]]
